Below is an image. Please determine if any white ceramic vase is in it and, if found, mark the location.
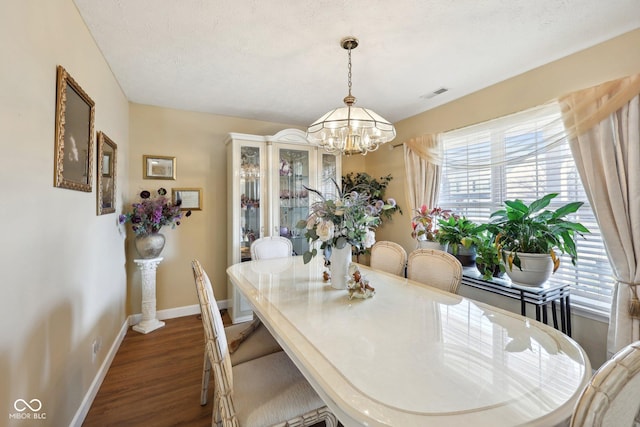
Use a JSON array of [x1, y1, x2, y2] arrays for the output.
[[330, 244, 352, 290]]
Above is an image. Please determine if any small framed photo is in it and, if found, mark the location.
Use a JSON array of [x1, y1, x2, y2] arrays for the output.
[[172, 188, 202, 211], [54, 65, 95, 192], [143, 155, 176, 180], [97, 131, 117, 215]]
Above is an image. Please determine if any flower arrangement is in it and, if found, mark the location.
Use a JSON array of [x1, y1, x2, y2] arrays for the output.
[[296, 180, 395, 264], [411, 205, 455, 242], [119, 188, 191, 237], [342, 172, 402, 223]]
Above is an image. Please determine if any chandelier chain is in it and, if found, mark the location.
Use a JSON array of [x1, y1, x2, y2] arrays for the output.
[[347, 46, 352, 97]]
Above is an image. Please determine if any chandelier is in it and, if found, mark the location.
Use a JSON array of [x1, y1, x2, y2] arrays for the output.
[[306, 37, 396, 156]]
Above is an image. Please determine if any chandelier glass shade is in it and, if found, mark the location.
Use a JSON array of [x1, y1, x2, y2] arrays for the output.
[[306, 37, 396, 156]]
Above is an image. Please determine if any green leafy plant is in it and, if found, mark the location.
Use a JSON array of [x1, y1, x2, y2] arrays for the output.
[[436, 216, 484, 254], [486, 193, 589, 272], [474, 231, 506, 280]]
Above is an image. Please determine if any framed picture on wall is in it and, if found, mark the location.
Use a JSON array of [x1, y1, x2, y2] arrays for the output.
[[143, 155, 176, 180], [172, 188, 202, 211], [53, 65, 95, 192], [96, 131, 117, 215]]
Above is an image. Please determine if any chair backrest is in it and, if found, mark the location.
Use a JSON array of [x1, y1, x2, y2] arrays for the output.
[[407, 248, 463, 294], [250, 236, 293, 260], [370, 241, 407, 276], [191, 260, 234, 394], [571, 340, 640, 427]]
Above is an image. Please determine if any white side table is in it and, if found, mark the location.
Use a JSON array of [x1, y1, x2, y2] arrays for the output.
[[133, 257, 165, 334]]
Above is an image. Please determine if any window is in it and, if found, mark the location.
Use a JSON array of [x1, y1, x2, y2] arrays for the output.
[[439, 103, 613, 315]]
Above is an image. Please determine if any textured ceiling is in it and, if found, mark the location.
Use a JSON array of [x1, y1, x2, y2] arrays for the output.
[[73, 0, 640, 126]]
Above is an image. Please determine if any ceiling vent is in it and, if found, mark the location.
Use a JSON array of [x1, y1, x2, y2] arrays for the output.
[[421, 87, 449, 99]]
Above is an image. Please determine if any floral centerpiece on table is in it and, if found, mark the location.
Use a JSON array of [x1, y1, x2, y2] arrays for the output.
[[411, 205, 455, 242], [119, 188, 191, 236], [296, 180, 396, 264]]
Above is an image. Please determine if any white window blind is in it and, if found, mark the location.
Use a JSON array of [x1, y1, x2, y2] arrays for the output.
[[439, 104, 613, 314]]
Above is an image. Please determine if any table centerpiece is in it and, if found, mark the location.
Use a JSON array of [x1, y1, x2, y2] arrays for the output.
[[297, 180, 395, 289]]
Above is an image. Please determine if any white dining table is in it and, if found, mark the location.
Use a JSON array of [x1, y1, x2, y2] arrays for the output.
[[226, 255, 591, 427]]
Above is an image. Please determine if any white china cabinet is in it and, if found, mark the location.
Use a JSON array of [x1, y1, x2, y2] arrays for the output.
[[226, 128, 341, 323]]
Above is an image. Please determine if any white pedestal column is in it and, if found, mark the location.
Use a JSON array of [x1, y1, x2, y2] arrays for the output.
[[133, 257, 165, 334]]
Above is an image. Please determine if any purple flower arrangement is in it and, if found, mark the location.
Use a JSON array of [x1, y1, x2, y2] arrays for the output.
[[119, 188, 191, 237]]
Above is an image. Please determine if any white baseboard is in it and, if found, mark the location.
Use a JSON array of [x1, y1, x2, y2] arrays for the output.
[[69, 317, 128, 427], [127, 299, 229, 325], [71, 299, 230, 426], [127, 304, 200, 325]]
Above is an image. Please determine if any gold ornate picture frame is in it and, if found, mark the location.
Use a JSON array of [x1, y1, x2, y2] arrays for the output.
[[54, 65, 95, 192], [97, 131, 117, 215], [172, 188, 202, 211], [143, 155, 176, 180]]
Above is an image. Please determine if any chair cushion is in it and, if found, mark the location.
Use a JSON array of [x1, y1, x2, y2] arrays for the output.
[[232, 352, 326, 427], [227, 321, 282, 366], [227, 317, 261, 354]]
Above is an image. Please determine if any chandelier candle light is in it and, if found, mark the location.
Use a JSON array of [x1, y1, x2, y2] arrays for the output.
[[306, 37, 396, 156]]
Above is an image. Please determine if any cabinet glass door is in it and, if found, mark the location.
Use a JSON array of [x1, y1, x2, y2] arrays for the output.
[[277, 147, 311, 256], [240, 146, 261, 261], [319, 152, 340, 199]]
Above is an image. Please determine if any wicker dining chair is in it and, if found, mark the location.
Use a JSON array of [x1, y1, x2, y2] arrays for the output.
[[571, 340, 640, 427], [407, 248, 463, 294], [192, 260, 337, 427], [370, 241, 407, 277], [191, 260, 281, 405]]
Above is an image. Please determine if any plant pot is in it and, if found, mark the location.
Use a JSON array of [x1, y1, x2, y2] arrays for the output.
[[504, 251, 553, 287], [476, 263, 505, 279], [447, 244, 476, 267], [135, 233, 166, 259], [417, 240, 448, 251]]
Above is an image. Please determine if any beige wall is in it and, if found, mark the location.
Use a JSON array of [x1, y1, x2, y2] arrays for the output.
[[127, 105, 301, 311], [0, 0, 129, 425], [361, 28, 640, 368]]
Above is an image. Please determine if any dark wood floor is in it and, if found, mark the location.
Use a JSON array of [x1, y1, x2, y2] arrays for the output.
[[83, 314, 214, 426]]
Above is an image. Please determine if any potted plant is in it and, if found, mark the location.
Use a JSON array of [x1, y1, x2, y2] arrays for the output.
[[486, 193, 589, 286], [341, 172, 402, 260], [411, 205, 452, 250], [342, 172, 402, 224], [474, 230, 506, 280], [436, 215, 484, 266]]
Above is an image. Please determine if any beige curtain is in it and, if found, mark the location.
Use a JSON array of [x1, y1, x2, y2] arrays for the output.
[[403, 134, 443, 215], [559, 74, 640, 357]]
